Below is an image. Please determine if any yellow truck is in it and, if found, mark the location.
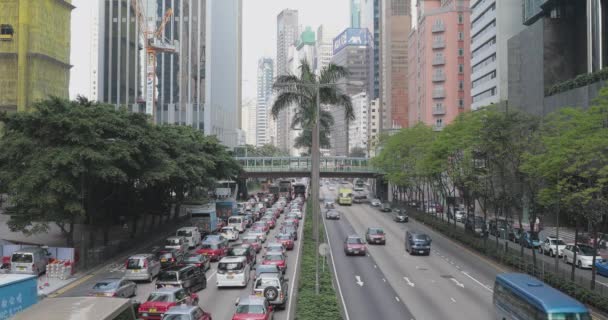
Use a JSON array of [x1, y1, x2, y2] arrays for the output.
[[338, 188, 353, 205]]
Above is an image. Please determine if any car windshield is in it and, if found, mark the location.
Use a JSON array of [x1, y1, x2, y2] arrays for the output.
[[183, 255, 202, 263], [158, 272, 178, 282], [126, 258, 145, 269], [265, 254, 283, 261], [413, 235, 430, 241], [236, 304, 265, 314], [218, 262, 243, 271], [177, 230, 192, 237], [548, 313, 592, 320], [222, 228, 234, 233], [550, 239, 566, 245], [528, 232, 539, 240], [368, 229, 384, 235], [579, 246, 597, 256], [230, 248, 247, 256], [92, 281, 118, 290], [243, 237, 258, 243], [277, 234, 291, 240], [201, 243, 218, 250], [11, 253, 33, 263], [255, 278, 280, 288], [166, 239, 179, 245], [163, 315, 191, 320], [347, 238, 363, 244], [158, 252, 173, 259], [256, 265, 279, 275], [147, 292, 172, 302]]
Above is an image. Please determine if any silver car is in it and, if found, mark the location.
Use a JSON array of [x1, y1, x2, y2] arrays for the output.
[[89, 278, 136, 298], [123, 254, 161, 282]]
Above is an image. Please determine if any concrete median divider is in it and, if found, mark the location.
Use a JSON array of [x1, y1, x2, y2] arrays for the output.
[[294, 199, 342, 320]]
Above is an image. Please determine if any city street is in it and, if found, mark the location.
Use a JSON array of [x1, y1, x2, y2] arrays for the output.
[[57, 205, 305, 320]]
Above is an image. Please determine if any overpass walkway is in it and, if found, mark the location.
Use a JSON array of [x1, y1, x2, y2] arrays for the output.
[[235, 156, 381, 178]]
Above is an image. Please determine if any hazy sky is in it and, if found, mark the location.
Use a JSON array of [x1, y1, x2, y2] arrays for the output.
[[242, 0, 350, 102]]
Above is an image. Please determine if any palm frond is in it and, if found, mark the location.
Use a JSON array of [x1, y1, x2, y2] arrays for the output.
[[271, 92, 305, 120], [319, 64, 349, 85]]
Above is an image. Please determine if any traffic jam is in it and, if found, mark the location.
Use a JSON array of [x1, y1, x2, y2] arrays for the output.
[[101, 193, 304, 320]]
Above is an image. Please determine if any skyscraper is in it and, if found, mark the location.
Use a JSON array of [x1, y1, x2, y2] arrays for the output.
[[350, 0, 362, 28], [276, 9, 299, 152], [256, 57, 274, 146], [1, 0, 74, 112], [205, 0, 242, 148], [314, 25, 339, 75]]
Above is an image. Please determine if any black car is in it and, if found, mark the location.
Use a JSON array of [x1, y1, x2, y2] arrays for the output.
[[394, 214, 409, 223], [405, 231, 431, 255], [156, 265, 207, 293], [380, 203, 392, 212], [181, 253, 211, 272], [155, 249, 184, 269]]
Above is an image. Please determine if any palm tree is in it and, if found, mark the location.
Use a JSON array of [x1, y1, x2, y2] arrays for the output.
[[294, 128, 332, 152], [271, 60, 354, 151]]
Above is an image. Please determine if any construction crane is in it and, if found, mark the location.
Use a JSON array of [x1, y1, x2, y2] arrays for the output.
[[131, 0, 177, 119]]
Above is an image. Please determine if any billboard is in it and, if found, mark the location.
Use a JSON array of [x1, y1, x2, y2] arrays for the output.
[[333, 28, 371, 54]]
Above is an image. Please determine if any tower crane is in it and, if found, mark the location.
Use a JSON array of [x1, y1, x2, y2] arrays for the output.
[[131, 0, 176, 119]]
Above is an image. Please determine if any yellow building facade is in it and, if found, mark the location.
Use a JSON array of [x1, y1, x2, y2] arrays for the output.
[[0, 0, 73, 112]]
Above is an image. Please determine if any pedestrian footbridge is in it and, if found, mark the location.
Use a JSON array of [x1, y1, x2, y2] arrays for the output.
[[235, 156, 381, 178]]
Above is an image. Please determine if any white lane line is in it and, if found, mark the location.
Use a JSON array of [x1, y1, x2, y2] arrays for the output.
[[450, 297, 456, 303], [395, 296, 400, 302], [286, 207, 305, 320], [355, 275, 364, 286], [374, 264, 377, 269], [461, 271, 493, 293], [403, 277, 415, 287], [206, 269, 217, 279], [323, 209, 351, 320], [450, 278, 465, 288]]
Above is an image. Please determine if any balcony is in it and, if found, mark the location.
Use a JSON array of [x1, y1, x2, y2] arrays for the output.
[[432, 106, 446, 115], [432, 40, 445, 49], [431, 23, 445, 33], [432, 90, 445, 99], [432, 73, 445, 82], [432, 56, 445, 65]]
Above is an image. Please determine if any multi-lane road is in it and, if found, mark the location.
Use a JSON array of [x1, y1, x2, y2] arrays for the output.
[[57, 203, 305, 320]]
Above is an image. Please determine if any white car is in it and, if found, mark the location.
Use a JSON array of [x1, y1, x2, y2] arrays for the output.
[[290, 209, 302, 219], [370, 199, 381, 207], [247, 230, 267, 243], [562, 244, 597, 269], [220, 227, 239, 241], [216, 256, 250, 288], [164, 236, 188, 252], [540, 236, 567, 257]]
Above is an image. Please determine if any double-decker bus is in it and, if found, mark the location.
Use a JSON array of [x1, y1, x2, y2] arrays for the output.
[[279, 180, 292, 199], [493, 273, 590, 320], [293, 183, 307, 199], [215, 180, 238, 223]]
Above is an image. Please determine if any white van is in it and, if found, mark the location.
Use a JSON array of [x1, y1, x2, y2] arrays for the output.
[[228, 216, 246, 233], [176, 227, 201, 248], [216, 256, 250, 288], [10, 247, 51, 275]]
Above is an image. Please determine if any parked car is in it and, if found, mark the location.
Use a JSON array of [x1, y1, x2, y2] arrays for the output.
[[221, 227, 240, 241], [232, 295, 274, 320], [343, 235, 367, 256], [156, 265, 207, 293], [89, 278, 136, 298], [138, 287, 198, 320], [252, 273, 289, 310], [563, 244, 598, 269], [275, 233, 295, 250], [325, 210, 340, 220], [228, 244, 257, 266], [164, 237, 188, 253], [365, 227, 386, 245], [197, 239, 229, 262], [124, 253, 162, 282], [370, 199, 381, 207], [488, 218, 512, 239], [405, 230, 432, 256], [10, 247, 51, 275], [162, 305, 212, 320], [216, 256, 251, 288], [540, 236, 567, 257], [156, 249, 184, 269], [261, 252, 287, 274], [521, 231, 541, 249], [465, 215, 487, 237], [454, 210, 466, 223], [595, 259, 608, 277]]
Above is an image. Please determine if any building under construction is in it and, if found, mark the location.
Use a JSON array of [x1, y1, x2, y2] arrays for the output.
[[0, 0, 74, 112]]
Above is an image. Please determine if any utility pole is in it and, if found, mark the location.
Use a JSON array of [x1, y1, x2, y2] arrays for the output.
[[312, 85, 321, 295]]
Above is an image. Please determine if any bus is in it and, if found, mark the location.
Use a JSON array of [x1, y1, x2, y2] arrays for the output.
[[268, 184, 280, 199], [279, 180, 292, 199], [215, 180, 238, 222], [338, 188, 353, 205], [13, 297, 137, 320], [293, 183, 307, 198], [190, 202, 218, 236], [493, 273, 591, 320]]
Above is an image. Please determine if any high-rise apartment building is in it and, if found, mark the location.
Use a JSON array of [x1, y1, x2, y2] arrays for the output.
[[205, 0, 242, 148], [330, 28, 373, 156], [276, 9, 299, 152], [349, 92, 369, 155], [368, 98, 381, 156], [470, 0, 524, 110], [256, 57, 274, 146], [360, 0, 381, 101], [408, 0, 471, 130], [384, 0, 411, 128], [0, 0, 74, 112]]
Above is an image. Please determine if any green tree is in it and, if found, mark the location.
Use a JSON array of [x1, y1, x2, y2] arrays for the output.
[[349, 146, 367, 157], [271, 60, 354, 151]]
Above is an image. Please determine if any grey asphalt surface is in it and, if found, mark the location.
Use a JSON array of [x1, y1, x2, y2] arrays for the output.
[[58, 202, 305, 320]]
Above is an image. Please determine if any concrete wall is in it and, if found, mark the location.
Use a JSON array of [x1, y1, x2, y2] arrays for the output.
[[544, 80, 608, 113]]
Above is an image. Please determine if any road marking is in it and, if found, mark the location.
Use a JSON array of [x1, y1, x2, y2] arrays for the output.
[[374, 264, 377, 269], [323, 209, 351, 320], [286, 205, 306, 320], [395, 296, 400, 302], [355, 275, 364, 286], [450, 278, 465, 288], [596, 280, 608, 288], [382, 278, 386, 283], [403, 277, 415, 287], [47, 274, 96, 298], [207, 269, 217, 279], [461, 271, 493, 293], [451, 297, 456, 303]]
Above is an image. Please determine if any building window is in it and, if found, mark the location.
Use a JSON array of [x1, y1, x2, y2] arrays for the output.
[[458, 13, 464, 24], [0, 24, 14, 40], [458, 99, 464, 108], [458, 48, 464, 56], [458, 31, 464, 41], [436, 118, 444, 127], [458, 64, 464, 73], [459, 80, 464, 91]]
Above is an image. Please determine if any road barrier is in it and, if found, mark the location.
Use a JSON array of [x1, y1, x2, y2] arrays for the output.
[[294, 200, 342, 320], [408, 209, 608, 313]]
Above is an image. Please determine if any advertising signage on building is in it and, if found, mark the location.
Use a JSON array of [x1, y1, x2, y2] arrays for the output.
[[333, 28, 371, 54]]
